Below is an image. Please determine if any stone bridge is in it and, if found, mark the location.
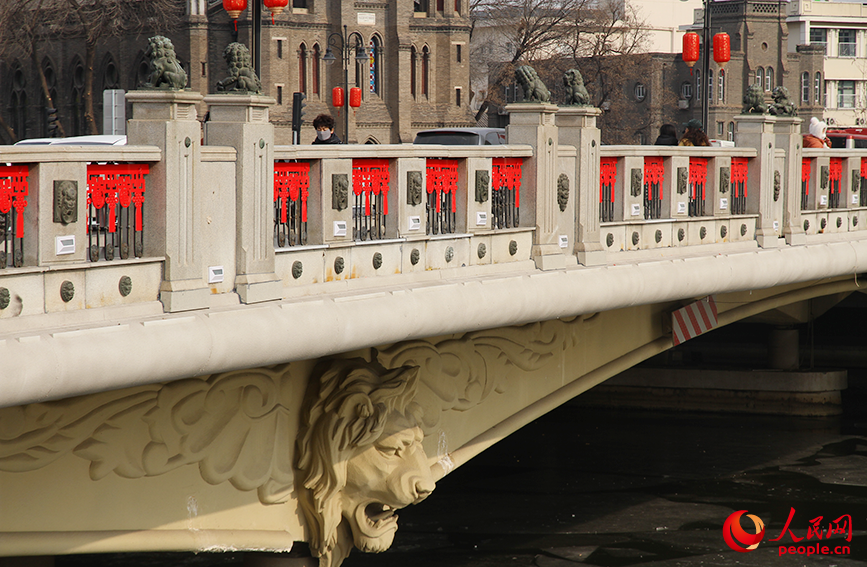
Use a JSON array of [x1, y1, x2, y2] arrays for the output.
[[1, 91, 866, 566]]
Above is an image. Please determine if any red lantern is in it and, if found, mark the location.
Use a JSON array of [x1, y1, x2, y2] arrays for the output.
[[332, 87, 345, 108], [349, 87, 362, 108], [263, 0, 287, 22], [682, 32, 700, 68], [713, 33, 731, 68], [222, 0, 247, 20]]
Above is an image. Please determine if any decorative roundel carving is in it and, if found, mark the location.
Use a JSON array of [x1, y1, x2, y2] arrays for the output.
[[678, 228, 685, 242], [118, 276, 132, 297], [445, 246, 454, 263], [721, 225, 728, 238], [292, 261, 303, 279], [334, 257, 345, 274], [804, 219, 810, 231], [60, 280, 75, 303], [631, 231, 639, 246], [0, 287, 9, 310], [509, 240, 518, 256], [372, 252, 383, 270], [741, 224, 747, 236], [410, 249, 420, 265], [477, 243, 487, 259], [700, 226, 707, 239], [606, 233, 614, 247], [837, 216, 842, 228], [821, 218, 827, 229], [654, 229, 662, 243], [854, 216, 859, 227]]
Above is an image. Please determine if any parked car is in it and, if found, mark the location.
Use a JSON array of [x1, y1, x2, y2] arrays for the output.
[[13, 135, 127, 146], [413, 128, 506, 146]]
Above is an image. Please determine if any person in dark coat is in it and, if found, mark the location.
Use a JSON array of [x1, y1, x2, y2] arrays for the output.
[[312, 113, 342, 144], [678, 119, 710, 147], [654, 124, 679, 146]]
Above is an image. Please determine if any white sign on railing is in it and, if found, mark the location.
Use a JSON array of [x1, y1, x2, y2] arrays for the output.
[[820, 195, 828, 206], [854, 195, 859, 205], [334, 221, 347, 237], [773, 221, 780, 231], [409, 216, 421, 231], [677, 202, 686, 214], [719, 198, 728, 210], [208, 266, 224, 284], [476, 212, 488, 226], [55, 235, 75, 255], [559, 235, 568, 248], [631, 204, 641, 217]]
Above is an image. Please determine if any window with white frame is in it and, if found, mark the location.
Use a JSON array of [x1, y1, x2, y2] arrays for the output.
[[766, 67, 774, 92], [815, 72, 822, 105], [802, 72, 810, 103], [810, 28, 827, 54], [756, 67, 764, 89], [634, 82, 646, 102], [718, 70, 725, 102], [839, 29, 856, 57], [838, 80, 856, 108], [708, 69, 713, 101], [681, 81, 693, 99], [727, 122, 735, 142]]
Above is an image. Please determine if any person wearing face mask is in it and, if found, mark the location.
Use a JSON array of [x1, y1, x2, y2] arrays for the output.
[[312, 113, 342, 144]]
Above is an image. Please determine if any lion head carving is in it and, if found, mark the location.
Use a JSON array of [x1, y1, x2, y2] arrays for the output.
[[296, 358, 435, 567]]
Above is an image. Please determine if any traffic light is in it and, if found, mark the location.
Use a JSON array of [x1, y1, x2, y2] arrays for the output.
[[291, 92, 306, 144], [46, 107, 58, 137]]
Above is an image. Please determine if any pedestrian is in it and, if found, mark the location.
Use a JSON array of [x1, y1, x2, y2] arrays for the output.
[[678, 119, 710, 147], [312, 114, 342, 144], [803, 117, 831, 148], [654, 124, 679, 146]]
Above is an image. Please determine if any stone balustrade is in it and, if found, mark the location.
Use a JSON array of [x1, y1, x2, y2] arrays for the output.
[[2, 92, 867, 318]]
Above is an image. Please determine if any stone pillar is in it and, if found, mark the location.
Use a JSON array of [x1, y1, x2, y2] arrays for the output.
[[204, 94, 282, 304], [768, 327, 799, 370], [505, 103, 564, 270], [126, 90, 211, 312], [775, 116, 806, 245], [556, 106, 605, 266], [734, 114, 783, 248]]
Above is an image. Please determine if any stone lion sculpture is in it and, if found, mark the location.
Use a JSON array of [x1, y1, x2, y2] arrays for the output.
[[769, 86, 796, 117], [515, 65, 551, 103], [296, 358, 435, 567], [562, 68, 590, 106], [742, 83, 767, 114], [216, 42, 263, 94], [143, 35, 187, 89]]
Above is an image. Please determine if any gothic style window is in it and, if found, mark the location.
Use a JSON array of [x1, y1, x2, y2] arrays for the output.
[[766, 67, 774, 92], [802, 72, 810, 103], [71, 59, 86, 135], [369, 36, 382, 95], [718, 69, 725, 102], [298, 43, 307, 94], [410, 47, 417, 98], [11, 64, 27, 139], [421, 46, 430, 98], [312, 44, 320, 95], [755, 67, 764, 89]]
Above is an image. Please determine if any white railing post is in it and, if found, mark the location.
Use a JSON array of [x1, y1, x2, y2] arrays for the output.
[[775, 116, 806, 245], [734, 114, 783, 248]]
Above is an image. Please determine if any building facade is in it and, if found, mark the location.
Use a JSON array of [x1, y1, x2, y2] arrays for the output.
[[0, 0, 473, 145]]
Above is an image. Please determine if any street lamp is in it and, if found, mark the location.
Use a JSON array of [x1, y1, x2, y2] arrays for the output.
[[323, 25, 368, 143]]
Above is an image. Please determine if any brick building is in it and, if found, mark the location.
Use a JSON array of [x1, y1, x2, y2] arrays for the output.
[[0, 0, 473, 145]]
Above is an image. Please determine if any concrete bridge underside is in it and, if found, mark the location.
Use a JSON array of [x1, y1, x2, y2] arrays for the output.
[[1, 238, 866, 564]]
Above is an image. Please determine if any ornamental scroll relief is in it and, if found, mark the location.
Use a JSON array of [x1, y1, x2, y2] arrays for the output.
[[0, 316, 584, 566]]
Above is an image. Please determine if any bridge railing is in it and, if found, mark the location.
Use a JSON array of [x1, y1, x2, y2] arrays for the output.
[[268, 144, 534, 288], [0, 145, 163, 316], [596, 146, 759, 251], [800, 149, 867, 236]]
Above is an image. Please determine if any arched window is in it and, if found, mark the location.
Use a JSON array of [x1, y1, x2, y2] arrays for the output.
[[43, 59, 59, 137], [727, 122, 735, 142], [71, 58, 86, 135], [369, 36, 382, 95], [634, 83, 646, 102], [718, 69, 725, 102], [696, 68, 701, 100], [312, 44, 320, 96], [766, 67, 774, 92], [102, 55, 120, 90], [11, 64, 27, 140], [708, 69, 713, 101], [801, 72, 810, 103], [410, 47, 417, 98], [756, 67, 764, 88], [815, 72, 822, 106], [421, 46, 430, 98], [298, 43, 307, 93]]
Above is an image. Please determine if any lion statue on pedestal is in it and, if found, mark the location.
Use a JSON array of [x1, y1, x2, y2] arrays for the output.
[[563, 68, 591, 106], [216, 42, 263, 94], [742, 83, 767, 114], [515, 65, 551, 103], [296, 358, 436, 567], [143, 36, 187, 90]]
